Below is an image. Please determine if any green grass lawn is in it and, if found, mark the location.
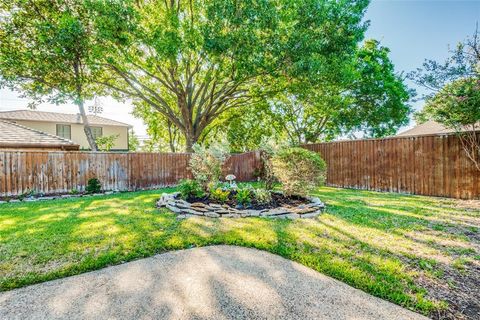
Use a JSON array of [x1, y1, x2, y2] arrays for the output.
[[1, 187, 479, 319]]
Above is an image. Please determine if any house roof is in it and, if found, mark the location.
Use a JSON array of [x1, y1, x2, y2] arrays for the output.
[[397, 120, 480, 137], [397, 120, 457, 137], [0, 120, 79, 150], [0, 110, 131, 127]]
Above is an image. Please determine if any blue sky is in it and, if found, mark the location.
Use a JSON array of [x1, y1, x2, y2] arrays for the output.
[[1, 0, 479, 135], [365, 0, 480, 112]]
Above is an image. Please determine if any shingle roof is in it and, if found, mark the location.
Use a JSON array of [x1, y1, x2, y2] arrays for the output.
[[0, 110, 131, 127], [0, 120, 79, 150], [397, 120, 455, 137], [397, 120, 480, 137]]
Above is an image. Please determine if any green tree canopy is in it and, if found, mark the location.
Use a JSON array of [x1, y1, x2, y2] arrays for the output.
[[93, 0, 369, 151], [0, 0, 130, 150], [412, 28, 480, 170], [218, 39, 412, 146]]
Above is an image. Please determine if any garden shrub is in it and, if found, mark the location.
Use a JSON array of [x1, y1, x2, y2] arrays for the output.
[[178, 179, 205, 200], [86, 178, 102, 194], [252, 188, 272, 204], [255, 150, 277, 191], [189, 142, 229, 189], [210, 188, 230, 203], [235, 188, 252, 206], [271, 147, 326, 196]]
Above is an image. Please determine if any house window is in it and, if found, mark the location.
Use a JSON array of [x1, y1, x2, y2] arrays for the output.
[[91, 127, 103, 139], [56, 124, 71, 140]]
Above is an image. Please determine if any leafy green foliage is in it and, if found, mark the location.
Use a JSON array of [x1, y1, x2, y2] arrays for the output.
[[92, 0, 369, 150], [417, 78, 480, 128], [409, 28, 480, 98], [272, 148, 326, 196], [235, 188, 252, 206], [128, 130, 140, 152], [252, 188, 272, 204], [86, 178, 102, 194], [411, 28, 480, 170], [209, 188, 230, 203], [416, 78, 480, 170], [0, 1, 134, 150], [95, 134, 119, 151], [257, 149, 277, 191], [189, 142, 229, 189], [132, 104, 184, 152], [215, 39, 412, 147], [178, 179, 205, 200], [341, 39, 412, 137]]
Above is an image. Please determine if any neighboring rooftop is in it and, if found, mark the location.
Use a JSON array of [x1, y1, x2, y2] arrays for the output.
[[0, 120, 79, 150], [0, 110, 131, 127], [397, 120, 480, 137], [397, 120, 456, 137]]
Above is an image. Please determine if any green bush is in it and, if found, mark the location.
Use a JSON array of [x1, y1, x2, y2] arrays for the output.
[[252, 188, 272, 204], [189, 142, 229, 189], [272, 147, 326, 196], [86, 178, 102, 194], [257, 150, 277, 191], [178, 179, 205, 200], [235, 188, 252, 206], [210, 188, 230, 203]]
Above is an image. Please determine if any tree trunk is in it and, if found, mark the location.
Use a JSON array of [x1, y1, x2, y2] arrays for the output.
[[73, 61, 97, 151], [77, 98, 98, 151], [184, 127, 201, 153], [185, 133, 195, 153]]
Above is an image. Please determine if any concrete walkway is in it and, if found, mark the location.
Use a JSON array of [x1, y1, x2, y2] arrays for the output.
[[0, 246, 428, 320]]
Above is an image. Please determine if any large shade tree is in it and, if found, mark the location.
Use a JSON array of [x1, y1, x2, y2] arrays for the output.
[[217, 39, 412, 147], [0, 0, 130, 150], [94, 0, 369, 151]]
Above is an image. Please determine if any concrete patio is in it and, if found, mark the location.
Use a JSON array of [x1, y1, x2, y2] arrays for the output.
[[0, 246, 427, 320]]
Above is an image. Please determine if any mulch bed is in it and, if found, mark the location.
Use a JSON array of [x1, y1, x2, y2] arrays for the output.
[[186, 191, 309, 210]]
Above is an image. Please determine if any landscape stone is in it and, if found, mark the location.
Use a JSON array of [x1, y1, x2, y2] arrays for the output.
[[182, 209, 204, 215], [191, 202, 207, 208], [157, 192, 325, 220], [205, 212, 220, 218], [166, 204, 182, 213]]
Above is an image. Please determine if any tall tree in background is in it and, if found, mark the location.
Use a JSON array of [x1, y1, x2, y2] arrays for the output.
[[411, 28, 480, 170], [94, 0, 369, 151], [218, 39, 412, 146], [133, 104, 184, 152], [340, 39, 412, 138], [0, 0, 117, 150]]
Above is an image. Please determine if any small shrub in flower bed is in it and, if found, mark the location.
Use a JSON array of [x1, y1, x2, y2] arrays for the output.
[[272, 147, 326, 196], [177, 179, 310, 210], [178, 179, 205, 200]]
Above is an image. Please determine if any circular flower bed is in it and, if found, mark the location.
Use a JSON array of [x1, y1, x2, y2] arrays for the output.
[[157, 192, 325, 219]]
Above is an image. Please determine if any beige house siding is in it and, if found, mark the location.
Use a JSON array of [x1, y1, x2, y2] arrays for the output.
[[12, 120, 129, 150]]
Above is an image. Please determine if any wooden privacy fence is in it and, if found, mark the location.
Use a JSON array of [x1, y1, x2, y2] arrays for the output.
[[1, 134, 478, 199], [303, 134, 480, 199], [0, 151, 262, 197]]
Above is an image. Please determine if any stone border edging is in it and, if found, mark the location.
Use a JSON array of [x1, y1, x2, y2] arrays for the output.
[[157, 192, 325, 219], [0, 191, 119, 204]]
